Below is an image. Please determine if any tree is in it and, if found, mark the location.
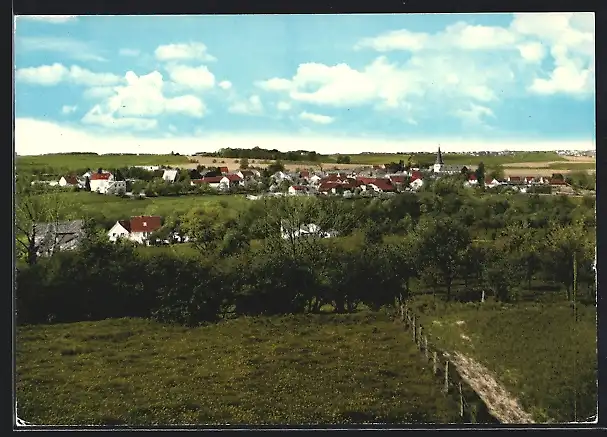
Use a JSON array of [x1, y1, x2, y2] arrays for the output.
[[415, 216, 472, 301], [179, 203, 232, 253], [489, 165, 505, 181], [475, 162, 486, 187], [239, 157, 249, 169], [84, 176, 91, 192], [267, 160, 285, 174], [15, 178, 75, 266], [336, 155, 351, 164]]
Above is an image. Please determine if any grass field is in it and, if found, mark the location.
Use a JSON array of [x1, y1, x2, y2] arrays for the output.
[[409, 298, 597, 423], [336, 152, 567, 167], [50, 192, 250, 223], [16, 311, 462, 425], [16, 153, 191, 175]]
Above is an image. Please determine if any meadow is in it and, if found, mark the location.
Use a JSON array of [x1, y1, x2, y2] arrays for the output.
[[16, 311, 462, 426], [335, 152, 567, 166], [53, 192, 250, 224], [408, 297, 597, 423], [16, 153, 190, 176]]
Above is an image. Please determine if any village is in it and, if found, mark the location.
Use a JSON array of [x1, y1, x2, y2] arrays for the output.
[[28, 147, 584, 256]]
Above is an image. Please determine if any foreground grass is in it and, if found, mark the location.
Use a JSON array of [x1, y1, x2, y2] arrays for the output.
[[17, 153, 190, 176], [17, 312, 461, 425], [409, 298, 597, 423]]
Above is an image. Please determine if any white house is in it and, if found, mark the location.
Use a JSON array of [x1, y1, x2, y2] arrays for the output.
[[484, 178, 501, 188], [308, 175, 322, 185], [220, 174, 244, 190], [237, 169, 261, 179], [89, 172, 114, 193], [162, 169, 179, 183], [280, 221, 339, 240], [272, 171, 292, 182], [409, 175, 424, 190], [134, 165, 160, 171], [108, 216, 163, 245], [59, 175, 79, 187], [464, 174, 479, 187], [288, 185, 308, 196]]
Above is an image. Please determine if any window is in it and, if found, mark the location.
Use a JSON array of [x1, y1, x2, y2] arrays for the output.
[[143, 222, 147, 227]]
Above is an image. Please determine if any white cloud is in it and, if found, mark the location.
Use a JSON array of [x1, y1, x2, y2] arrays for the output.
[[299, 111, 334, 124], [454, 103, 495, 125], [164, 64, 215, 90], [15, 118, 595, 156], [517, 42, 546, 63], [81, 70, 206, 130], [355, 21, 519, 52], [155, 42, 216, 62], [119, 48, 140, 57], [19, 15, 77, 23], [228, 95, 264, 115], [277, 101, 291, 111], [219, 80, 232, 90], [15, 63, 122, 87], [83, 86, 116, 100], [256, 78, 292, 91], [17, 36, 106, 62], [61, 105, 77, 114], [82, 105, 158, 131]]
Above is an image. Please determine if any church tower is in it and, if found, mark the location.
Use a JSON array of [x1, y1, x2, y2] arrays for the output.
[[433, 146, 444, 173]]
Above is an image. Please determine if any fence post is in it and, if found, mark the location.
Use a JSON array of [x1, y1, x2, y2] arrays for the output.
[[433, 351, 438, 375], [412, 316, 416, 342], [417, 325, 422, 349], [443, 361, 449, 394], [400, 304, 404, 322], [424, 336, 429, 360], [459, 382, 464, 418]]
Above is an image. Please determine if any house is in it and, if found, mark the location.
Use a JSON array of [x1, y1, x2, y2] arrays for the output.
[[308, 175, 322, 185], [280, 220, 338, 239], [464, 174, 478, 187], [288, 185, 308, 196], [162, 169, 179, 183], [59, 175, 79, 187], [34, 220, 85, 257], [299, 170, 310, 179], [89, 171, 114, 193], [507, 176, 522, 184], [409, 173, 424, 190], [108, 216, 163, 245], [485, 177, 501, 188], [524, 176, 535, 185], [367, 178, 396, 193], [272, 171, 292, 182], [220, 174, 244, 190], [191, 176, 223, 189], [236, 169, 259, 179], [219, 166, 229, 174]]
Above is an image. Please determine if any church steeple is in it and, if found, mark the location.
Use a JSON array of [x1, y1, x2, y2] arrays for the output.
[[435, 147, 444, 165]]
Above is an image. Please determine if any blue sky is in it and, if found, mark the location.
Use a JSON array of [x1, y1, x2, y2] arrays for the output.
[[14, 13, 595, 155]]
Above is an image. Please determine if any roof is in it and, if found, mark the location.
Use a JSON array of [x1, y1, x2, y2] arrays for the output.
[[485, 177, 495, 184], [62, 175, 79, 184], [290, 185, 307, 190], [525, 176, 535, 182], [468, 174, 477, 180], [239, 170, 254, 177], [117, 220, 131, 232], [411, 171, 424, 180], [35, 220, 85, 237], [90, 172, 112, 180], [219, 167, 229, 173], [550, 179, 567, 185], [509, 176, 521, 181], [389, 176, 406, 183], [223, 174, 243, 182], [300, 170, 310, 177], [369, 179, 395, 191], [129, 216, 162, 233], [194, 176, 223, 184]]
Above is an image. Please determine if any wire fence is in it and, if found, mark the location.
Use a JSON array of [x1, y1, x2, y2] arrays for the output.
[[398, 303, 501, 424]]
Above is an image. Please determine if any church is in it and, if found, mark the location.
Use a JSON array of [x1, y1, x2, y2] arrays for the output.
[[431, 147, 468, 175]]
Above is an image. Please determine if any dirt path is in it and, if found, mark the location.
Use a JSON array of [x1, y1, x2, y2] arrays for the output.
[[445, 351, 535, 424]]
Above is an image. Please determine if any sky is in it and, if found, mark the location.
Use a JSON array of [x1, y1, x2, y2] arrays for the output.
[[14, 13, 595, 156]]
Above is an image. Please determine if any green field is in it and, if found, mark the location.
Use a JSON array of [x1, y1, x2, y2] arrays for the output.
[[547, 162, 596, 171], [16, 153, 190, 176], [16, 311, 462, 425], [50, 192, 249, 224], [410, 298, 597, 423], [331, 152, 567, 167]]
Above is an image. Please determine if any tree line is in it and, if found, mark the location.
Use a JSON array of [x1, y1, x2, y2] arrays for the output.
[[16, 182, 596, 326]]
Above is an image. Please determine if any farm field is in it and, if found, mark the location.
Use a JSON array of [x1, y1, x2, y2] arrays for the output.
[[16, 311, 462, 426], [47, 192, 250, 224], [409, 298, 597, 423], [16, 153, 191, 175]]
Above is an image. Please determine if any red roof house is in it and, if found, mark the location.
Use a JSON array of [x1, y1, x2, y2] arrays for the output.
[[90, 172, 112, 180], [219, 166, 229, 174]]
